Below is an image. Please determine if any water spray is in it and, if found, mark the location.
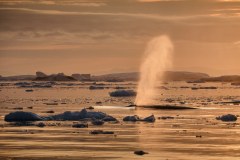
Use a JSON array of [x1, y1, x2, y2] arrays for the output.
[[135, 35, 173, 106]]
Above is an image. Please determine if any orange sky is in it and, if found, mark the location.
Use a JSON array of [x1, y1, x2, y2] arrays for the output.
[[0, 0, 240, 76]]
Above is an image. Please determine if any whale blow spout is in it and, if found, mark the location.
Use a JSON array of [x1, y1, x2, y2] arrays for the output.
[[135, 35, 174, 106]]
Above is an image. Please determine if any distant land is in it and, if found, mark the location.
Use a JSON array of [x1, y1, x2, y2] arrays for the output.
[[34, 72, 77, 82], [202, 75, 240, 82], [91, 71, 210, 81], [0, 71, 240, 83], [0, 75, 36, 81]]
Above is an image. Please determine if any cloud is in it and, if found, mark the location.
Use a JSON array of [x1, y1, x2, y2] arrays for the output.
[[0, 43, 82, 51], [1, 6, 240, 44], [1, 7, 238, 20], [234, 41, 240, 45], [0, 30, 122, 52], [1, 1, 240, 44], [0, 0, 106, 7], [0, 30, 116, 40], [214, 8, 240, 11], [0, 0, 240, 76], [217, 0, 240, 2], [137, 0, 183, 2]]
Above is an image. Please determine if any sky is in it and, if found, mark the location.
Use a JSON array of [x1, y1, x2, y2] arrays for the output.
[[0, 0, 240, 76]]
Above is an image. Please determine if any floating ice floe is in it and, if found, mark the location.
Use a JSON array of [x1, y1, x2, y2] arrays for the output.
[[90, 130, 114, 135], [4, 111, 43, 122], [72, 123, 88, 128], [15, 82, 54, 88], [89, 85, 104, 90], [216, 114, 238, 121], [123, 115, 140, 122], [4, 109, 113, 122], [123, 115, 155, 122], [109, 90, 136, 97], [50, 109, 107, 120], [93, 105, 135, 109], [91, 119, 104, 125], [134, 150, 149, 155], [102, 116, 118, 122], [143, 115, 155, 122]]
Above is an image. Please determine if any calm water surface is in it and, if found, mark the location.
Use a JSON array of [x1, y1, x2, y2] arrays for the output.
[[0, 81, 239, 160]]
